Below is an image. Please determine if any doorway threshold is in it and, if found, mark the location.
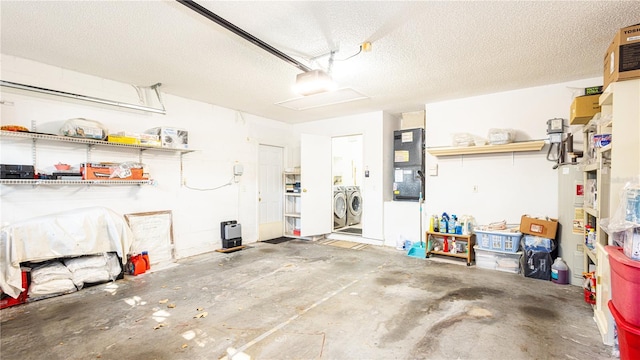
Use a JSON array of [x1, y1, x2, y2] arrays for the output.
[[327, 232, 383, 246]]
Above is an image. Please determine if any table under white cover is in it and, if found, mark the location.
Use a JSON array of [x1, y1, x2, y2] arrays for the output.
[[0, 207, 133, 298]]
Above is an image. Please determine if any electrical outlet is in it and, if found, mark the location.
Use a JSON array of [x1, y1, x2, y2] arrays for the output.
[[472, 185, 478, 193]]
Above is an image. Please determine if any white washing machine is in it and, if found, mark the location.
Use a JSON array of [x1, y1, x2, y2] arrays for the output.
[[333, 186, 347, 229], [346, 186, 362, 226]]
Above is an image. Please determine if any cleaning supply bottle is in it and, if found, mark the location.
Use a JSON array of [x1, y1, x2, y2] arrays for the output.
[[551, 257, 569, 284], [439, 214, 448, 234], [451, 237, 457, 254], [443, 236, 449, 252], [448, 215, 457, 234], [433, 215, 439, 232]]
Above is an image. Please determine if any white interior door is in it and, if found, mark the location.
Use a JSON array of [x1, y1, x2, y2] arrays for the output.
[[301, 134, 332, 236], [258, 144, 283, 240]]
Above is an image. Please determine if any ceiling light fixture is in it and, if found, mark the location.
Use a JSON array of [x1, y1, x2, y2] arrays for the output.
[[293, 69, 338, 96]]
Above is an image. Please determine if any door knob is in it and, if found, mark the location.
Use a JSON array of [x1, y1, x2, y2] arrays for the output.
[[303, 189, 307, 192]]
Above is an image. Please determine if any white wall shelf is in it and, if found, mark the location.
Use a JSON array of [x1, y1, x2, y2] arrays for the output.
[[0, 130, 194, 153], [0, 179, 152, 186], [1, 129, 194, 186], [427, 140, 545, 157]]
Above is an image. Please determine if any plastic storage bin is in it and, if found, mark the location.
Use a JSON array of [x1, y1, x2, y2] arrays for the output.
[[475, 230, 522, 253], [605, 246, 640, 327], [609, 301, 640, 360], [474, 246, 522, 273]]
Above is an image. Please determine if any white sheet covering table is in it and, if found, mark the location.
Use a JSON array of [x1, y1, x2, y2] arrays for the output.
[[0, 207, 133, 298]]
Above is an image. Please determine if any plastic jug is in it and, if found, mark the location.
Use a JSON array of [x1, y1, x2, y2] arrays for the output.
[[129, 254, 147, 276], [551, 257, 569, 284]]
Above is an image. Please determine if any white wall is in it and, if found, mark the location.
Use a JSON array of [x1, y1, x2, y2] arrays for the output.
[[293, 111, 394, 242], [0, 55, 295, 259], [425, 77, 601, 226]]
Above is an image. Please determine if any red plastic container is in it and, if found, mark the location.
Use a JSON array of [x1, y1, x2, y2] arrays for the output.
[[0, 270, 28, 309], [129, 255, 146, 276], [609, 301, 640, 360], [605, 246, 640, 327]]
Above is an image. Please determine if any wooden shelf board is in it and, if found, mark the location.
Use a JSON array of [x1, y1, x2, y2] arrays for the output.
[[585, 248, 598, 265], [599, 88, 613, 106], [427, 140, 545, 157], [426, 231, 473, 239], [428, 250, 470, 259], [584, 206, 599, 218], [583, 163, 599, 172]]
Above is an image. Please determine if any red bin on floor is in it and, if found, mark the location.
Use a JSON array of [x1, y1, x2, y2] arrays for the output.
[[609, 301, 640, 360], [0, 270, 28, 309], [605, 246, 640, 327]]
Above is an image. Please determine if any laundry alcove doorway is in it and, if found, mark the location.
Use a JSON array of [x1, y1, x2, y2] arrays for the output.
[[332, 134, 363, 236]]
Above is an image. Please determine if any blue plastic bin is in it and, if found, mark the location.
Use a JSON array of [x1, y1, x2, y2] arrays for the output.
[[475, 230, 523, 253]]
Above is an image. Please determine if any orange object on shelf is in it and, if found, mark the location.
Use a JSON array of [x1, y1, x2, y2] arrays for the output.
[[80, 163, 146, 180]]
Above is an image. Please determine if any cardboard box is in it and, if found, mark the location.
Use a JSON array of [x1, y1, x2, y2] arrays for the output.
[[139, 133, 161, 147], [603, 23, 640, 90], [570, 94, 601, 125], [81, 163, 146, 180], [107, 134, 140, 145], [145, 127, 188, 149], [519, 215, 558, 240]]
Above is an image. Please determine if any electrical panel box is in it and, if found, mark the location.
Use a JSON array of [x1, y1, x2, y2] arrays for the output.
[[393, 128, 424, 168]]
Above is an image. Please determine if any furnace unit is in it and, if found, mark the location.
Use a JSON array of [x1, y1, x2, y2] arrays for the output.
[[393, 128, 425, 201]]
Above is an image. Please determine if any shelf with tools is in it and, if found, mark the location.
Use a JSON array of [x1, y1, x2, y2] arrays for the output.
[[425, 231, 475, 265], [1, 128, 194, 186]]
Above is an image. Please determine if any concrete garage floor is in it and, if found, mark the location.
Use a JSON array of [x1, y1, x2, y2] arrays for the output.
[[1, 240, 614, 360]]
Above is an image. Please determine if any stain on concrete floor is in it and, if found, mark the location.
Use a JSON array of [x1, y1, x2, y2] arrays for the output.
[[1, 241, 615, 360]]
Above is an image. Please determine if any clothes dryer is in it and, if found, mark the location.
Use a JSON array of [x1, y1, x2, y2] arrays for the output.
[[333, 186, 347, 229], [346, 186, 362, 226]]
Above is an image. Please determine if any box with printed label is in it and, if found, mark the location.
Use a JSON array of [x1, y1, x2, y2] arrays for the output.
[[603, 23, 640, 90], [139, 133, 161, 147], [519, 215, 558, 240], [144, 127, 188, 149]]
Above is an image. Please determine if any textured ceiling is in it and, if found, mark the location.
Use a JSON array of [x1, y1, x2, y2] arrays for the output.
[[1, 1, 639, 124]]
